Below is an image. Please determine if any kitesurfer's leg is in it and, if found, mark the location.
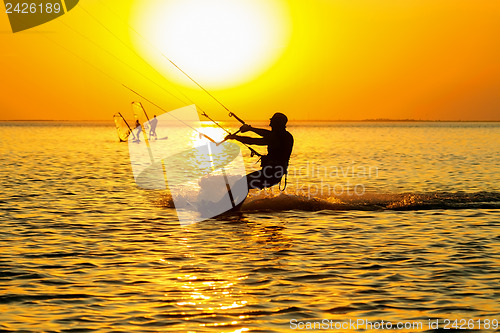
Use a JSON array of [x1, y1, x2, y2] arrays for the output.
[[196, 168, 284, 216], [196, 173, 249, 216], [247, 167, 284, 190]]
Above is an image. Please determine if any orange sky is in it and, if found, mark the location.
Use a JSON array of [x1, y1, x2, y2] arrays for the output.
[[1, 0, 499, 121]]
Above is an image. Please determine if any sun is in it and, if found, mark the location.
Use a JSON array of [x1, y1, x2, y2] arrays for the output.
[[131, 0, 291, 89]]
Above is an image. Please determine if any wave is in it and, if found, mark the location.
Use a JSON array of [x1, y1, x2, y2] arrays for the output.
[[156, 191, 500, 212]]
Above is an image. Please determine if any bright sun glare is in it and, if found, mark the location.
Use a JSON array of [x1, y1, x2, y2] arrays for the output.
[[132, 0, 291, 89]]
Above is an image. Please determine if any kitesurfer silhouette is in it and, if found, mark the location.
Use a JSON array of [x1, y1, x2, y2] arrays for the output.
[[196, 112, 293, 217], [134, 119, 142, 141], [149, 115, 158, 140], [226, 112, 293, 191]]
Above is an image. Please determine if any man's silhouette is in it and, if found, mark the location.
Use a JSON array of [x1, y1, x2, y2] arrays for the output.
[[196, 113, 293, 216], [149, 115, 158, 140], [134, 119, 142, 142], [226, 112, 293, 191]]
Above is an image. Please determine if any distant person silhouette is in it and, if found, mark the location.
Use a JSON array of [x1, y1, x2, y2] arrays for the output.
[[149, 115, 158, 140], [134, 119, 142, 141]]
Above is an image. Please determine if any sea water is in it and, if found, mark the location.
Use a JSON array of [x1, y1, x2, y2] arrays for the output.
[[0, 121, 499, 332]]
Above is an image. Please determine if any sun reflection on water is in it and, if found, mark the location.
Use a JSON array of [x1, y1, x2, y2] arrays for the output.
[[167, 271, 251, 330], [193, 126, 227, 146]]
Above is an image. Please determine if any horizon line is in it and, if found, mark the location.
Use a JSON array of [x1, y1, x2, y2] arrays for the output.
[[1, 119, 500, 123]]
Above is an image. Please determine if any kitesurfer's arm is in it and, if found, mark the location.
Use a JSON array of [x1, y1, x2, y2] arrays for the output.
[[225, 134, 268, 146], [240, 124, 271, 137]]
